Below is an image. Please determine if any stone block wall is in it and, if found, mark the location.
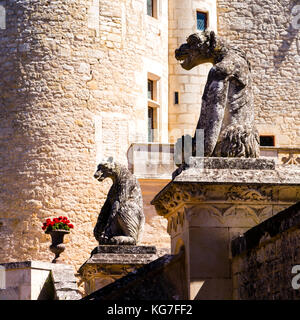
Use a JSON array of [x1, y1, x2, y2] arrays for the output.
[[168, 0, 217, 143], [232, 201, 300, 300], [0, 261, 81, 300], [217, 0, 300, 147]]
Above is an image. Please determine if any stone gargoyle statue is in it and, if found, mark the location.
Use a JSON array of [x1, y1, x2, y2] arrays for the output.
[[175, 30, 260, 159], [93, 157, 145, 245]]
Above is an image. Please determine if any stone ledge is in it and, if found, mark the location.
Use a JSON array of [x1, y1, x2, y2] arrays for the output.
[[80, 246, 159, 273], [188, 157, 276, 170], [89, 254, 158, 265], [91, 245, 157, 255], [0, 260, 62, 271], [231, 201, 300, 257], [168, 157, 300, 186]]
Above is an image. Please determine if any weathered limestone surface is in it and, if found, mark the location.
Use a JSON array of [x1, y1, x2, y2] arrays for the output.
[[0, 261, 81, 300], [93, 160, 145, 245], [0, 0, 169, 270], [169, 0, 300, 147], [168, 0, 217, 143], [138, 179, 171, 249], [78, 245, 159, 296], [171, 157, 300, 184], [51, 264, 82, 300], [151, 157, 300, 299], [82, 248, 187, 300], [218, 0, 300, 147], [127, 143, 174, 249], [231, 202, 300, 300]]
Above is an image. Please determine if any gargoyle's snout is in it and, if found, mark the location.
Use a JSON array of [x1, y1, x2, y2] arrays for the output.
[[175, 48, 183, 60], [94, 170, 105, 181], [175, 42, 189, 58]]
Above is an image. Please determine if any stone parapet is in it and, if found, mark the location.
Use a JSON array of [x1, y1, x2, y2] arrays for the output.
[[0, 261, 81, 300], [231, 201, 300, 258], [231, 202, 300, 300]]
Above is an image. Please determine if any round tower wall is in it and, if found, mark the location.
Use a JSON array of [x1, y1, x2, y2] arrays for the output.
[[0, 0, 169, 270]]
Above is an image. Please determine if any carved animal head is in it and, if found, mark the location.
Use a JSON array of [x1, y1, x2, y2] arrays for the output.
[[94, 157, 117, 182], [175, 30, 217, 70]]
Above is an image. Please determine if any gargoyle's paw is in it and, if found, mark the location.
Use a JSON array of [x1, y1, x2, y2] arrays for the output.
[[109, 236, 136, 245], [98, 234, 109, 244]]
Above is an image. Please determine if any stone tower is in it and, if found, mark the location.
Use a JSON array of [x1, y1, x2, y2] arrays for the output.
[[0, 0, 168, 269], [168, 0, 217, 143]]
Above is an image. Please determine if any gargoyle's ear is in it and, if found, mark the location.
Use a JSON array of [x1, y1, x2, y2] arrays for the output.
[[107, 156, 113, 163], [209, 30, 216, 49]]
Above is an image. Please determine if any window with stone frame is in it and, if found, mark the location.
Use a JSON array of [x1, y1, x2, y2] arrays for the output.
[[148, 107, 154, 142], [196, 11, 208, 31], [174, 91, 179, 105], [147, 74, 160, 142], [260, 135, 275, 147], [147, 0, 158, 18]]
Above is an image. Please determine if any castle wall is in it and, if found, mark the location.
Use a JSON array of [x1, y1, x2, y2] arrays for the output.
[[217, 0, 300, 147], [168, 0, 217, 143], [0, 0, 169, 271], [232, 202, 300, 300], [1, 0, 300, 287]]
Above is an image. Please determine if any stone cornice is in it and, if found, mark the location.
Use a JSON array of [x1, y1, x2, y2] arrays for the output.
[[151, 158, 300, 217]]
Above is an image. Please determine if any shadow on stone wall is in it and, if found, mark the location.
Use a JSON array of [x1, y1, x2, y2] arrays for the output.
[[274, 23, 299, 68], [231, 201, 300, 300], [273, 0, 300, 68], [82, 248, 187, 300]]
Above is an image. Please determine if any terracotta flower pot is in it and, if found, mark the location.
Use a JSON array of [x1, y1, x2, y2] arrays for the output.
[[46, 230, 70, 263]]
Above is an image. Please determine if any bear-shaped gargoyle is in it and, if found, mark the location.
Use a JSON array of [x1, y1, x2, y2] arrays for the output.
[[175, 30, 260, 160], [93, 158, 145, 245]]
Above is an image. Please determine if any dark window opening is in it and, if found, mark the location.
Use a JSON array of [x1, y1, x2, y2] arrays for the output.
[[197, 11, 207, 31], [148, 107, 154, 142], [174, 92, 179, 104], [147, 0, 153, 17], [148, 79, 153, 100], [260, 136, 275, 147]]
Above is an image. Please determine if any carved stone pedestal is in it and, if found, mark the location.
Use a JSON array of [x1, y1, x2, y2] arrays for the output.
[[151, 157, 300, 300], [78, 245, 158, 296]]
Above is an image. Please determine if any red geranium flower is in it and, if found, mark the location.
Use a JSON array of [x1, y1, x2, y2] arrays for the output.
[[42, 216, 74, 233]]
